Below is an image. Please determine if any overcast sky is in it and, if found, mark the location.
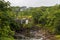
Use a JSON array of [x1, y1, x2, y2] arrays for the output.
[[5, 0, 60, 7]]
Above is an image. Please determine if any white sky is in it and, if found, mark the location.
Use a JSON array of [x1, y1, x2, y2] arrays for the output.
[[5, 0, 60, 7]]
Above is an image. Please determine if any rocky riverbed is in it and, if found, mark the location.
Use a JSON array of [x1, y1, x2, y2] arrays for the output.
[[14, 29, 56, 40]]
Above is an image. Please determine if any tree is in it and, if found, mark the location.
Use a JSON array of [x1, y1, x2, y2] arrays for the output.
[[0, 0, 14, 40], [53, 10, 60, 34]]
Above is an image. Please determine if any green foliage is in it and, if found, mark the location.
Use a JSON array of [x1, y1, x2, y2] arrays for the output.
[[0, 0, 10, 11], [0, 0, 60, 39], [53, 10, 60, 34], [0, 26, 14, 40], [15, 5, 60, 35], [0, 0, 14, 40], [0, 37, 14, 40]]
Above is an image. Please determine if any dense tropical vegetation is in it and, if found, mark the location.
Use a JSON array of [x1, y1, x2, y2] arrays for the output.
[[0, 0, 60, 40]]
